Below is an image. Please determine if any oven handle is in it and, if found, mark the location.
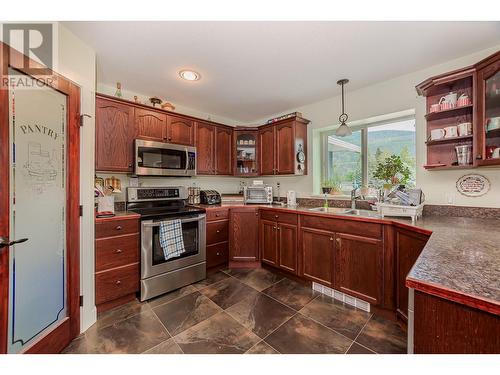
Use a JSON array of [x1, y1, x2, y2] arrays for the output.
[[142, 215, 205, 227]]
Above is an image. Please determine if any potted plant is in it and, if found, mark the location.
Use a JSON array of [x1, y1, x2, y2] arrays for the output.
[[372, 155, 411, 190], [321, 178, 342, 195]]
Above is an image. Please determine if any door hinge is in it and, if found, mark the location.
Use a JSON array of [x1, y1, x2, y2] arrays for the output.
[[79, 295, 84, 307], [80, 114, 91, 127], [79, 205, 83, 217]]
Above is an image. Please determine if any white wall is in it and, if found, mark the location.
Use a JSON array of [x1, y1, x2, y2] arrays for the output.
[[254, 44, 500, 208], [57, 23, 97, 332]]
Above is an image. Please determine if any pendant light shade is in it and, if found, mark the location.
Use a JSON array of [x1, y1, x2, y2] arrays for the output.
[[335, 79, 351, 137]]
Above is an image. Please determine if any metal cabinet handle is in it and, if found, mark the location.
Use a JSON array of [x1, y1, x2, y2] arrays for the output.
[[115, 225, 123, 230], [0, 236, 28, 249], [275, 215, 279, 218], [336, 238, 341, 245], [215, 213, 220, 217], [277, 227, 280, 231], [116, 280, 122, 285], [216, 252, 220, 256], [115, 249, 123, 254], [330, 237, 334, 241]]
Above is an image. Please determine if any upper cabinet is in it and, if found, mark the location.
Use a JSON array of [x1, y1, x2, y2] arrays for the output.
[[167, 114, 195, 146], [476, 52, 500, 166], [134, 108, 166, 142], [416, 50, 500, 170], [215, 126, 233, 175], [259, 116, 309, 176], [234, 127, 259, 176], [195, 122, 233, 175], [95, 97, 135, 172]]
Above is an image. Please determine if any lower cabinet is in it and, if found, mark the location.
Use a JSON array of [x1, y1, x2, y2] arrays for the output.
[[260, 216, 298, 274], [229, 207, 259, 262], [301, 227, 335, 287], [260, 219, 278, 265], [334, 232, 383, 305], [396, 227, 430, 321], [206, 208, 229, 268]]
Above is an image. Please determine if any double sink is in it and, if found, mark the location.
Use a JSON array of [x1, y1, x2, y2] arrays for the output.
[[308, 206, 381, 218]]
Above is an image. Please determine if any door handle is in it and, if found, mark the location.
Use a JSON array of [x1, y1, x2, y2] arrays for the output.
[[0, 236, 29, 249]]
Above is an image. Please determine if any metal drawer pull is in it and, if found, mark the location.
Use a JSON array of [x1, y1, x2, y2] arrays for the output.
[[115, 249, 123, 254], [330, 237, 334, 241], [277, 227, 280, 231], [116, 280, 122, 285], [336, 238, 341, 245], [215, 213, 220, 217], [216, 230, 221, 233], [216, 252, 220, 256], [115, 225, 123, 230], [275, 215, 279, 218]]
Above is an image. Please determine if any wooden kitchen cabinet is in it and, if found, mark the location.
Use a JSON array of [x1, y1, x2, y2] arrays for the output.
[[95, 96, 135, 172], [229, 207, 259, 263], [195, 122, 216, 174], [260, 219, 278, 266], [395, 227, 430, 321], [301, 227, 335, 287], [278, 222, 298, 273], [134, 107, 167, 142], [215, 126, 233, 175], [206, 208, 230, 269], [195, 122, 233, 175], [334, 232, 383, 305], [258, 116, 309, 176], [167, 114, 195, 146]]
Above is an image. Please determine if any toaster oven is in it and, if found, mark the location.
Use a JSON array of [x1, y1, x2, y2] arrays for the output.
[[243, 186, 273, 204]]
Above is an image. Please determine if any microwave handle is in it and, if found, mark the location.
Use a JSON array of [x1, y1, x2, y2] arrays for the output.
[[185, 148, 189, 174], [142, 215, 205, 227]]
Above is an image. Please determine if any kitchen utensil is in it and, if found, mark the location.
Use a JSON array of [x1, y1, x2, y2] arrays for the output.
[[430, 128, 446, 140], [444, 126, 458, 138], [286, 191, 297, 207], [455, 145, 472, 166], [457, 122, 472, 136], [457, 93, 471, 107]]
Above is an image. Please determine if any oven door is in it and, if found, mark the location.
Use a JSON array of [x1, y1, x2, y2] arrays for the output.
[[141, 214, 206, 279], [135, 139, 196, 176]]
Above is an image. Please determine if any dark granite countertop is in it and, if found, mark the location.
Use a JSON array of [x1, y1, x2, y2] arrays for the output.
[[195, 203, 500, 315]]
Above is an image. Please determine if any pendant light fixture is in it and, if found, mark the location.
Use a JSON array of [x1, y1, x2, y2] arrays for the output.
[[335, 79, 352, 137]]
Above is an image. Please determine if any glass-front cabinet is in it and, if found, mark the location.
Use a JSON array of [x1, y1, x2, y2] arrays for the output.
[[234, 128, 259, 176], [477, 53, 500, 166]]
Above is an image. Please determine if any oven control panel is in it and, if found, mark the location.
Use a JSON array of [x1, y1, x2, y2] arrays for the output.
[[127, 186, 187, 202]]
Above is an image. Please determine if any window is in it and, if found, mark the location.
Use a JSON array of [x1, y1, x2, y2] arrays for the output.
[[322, 117, 416, 194]]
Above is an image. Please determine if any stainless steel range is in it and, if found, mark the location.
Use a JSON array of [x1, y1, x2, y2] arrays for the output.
[[126, 186, 206, 301]]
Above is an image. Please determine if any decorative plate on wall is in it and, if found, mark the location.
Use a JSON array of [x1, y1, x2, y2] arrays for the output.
[[456, 174, 491, 197]]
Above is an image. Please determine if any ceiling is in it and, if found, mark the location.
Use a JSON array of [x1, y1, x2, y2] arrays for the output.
[[64, 21, 500, 123]]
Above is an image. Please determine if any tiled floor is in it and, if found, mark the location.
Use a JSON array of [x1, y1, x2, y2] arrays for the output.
[[63, 267, 407, 354]]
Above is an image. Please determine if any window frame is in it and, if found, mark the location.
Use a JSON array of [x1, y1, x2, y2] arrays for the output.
[[321, 114, 416, 194]]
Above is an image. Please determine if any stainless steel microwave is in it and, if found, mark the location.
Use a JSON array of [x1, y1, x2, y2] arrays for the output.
[[135, 139, 197, 176]]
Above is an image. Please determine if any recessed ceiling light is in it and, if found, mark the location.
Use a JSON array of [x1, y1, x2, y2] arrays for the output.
[[179, 70, 201, 81]]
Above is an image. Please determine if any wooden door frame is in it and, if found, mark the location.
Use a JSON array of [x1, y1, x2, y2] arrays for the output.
[[0, 41, 80, 354]]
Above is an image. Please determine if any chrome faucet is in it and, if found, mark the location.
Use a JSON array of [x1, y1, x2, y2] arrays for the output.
[[350, 187, 361, 209]]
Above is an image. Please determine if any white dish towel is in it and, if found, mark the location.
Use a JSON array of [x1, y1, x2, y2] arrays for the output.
[[159, 219, 185, 260]]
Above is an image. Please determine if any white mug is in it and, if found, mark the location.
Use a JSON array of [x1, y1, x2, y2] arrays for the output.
[[444, 126, 458, 138], [457, 122, 472, 136], [439, 92, 458, 106], [430, 128, 446, 140]]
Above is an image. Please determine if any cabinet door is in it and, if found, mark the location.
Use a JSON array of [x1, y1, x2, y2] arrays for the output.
[[334, 233, 383, 305], [215, 126, 233, 175], [396, 229, 429, 321], [196, 122, 215, 175], [259, 125, 275, 175], [301, 227, 334, 287], [95, 97, 134, 172], [260, 220, 277, 266], [167, 114, 195, 145], [134, 108, 167, 142], [275, 121, 295, 174], [278, 223, 298, 274], [229, 208, 259, 262]]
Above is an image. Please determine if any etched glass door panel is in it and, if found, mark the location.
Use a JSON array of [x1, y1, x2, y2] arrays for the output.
[[7, 69, 67, 353]]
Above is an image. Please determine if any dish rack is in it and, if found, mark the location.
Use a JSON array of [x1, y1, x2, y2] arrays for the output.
[[372, 202, 424, 223]]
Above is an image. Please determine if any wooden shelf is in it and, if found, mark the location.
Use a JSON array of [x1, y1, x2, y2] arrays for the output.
[[425, 104, 473, 120], [426, 135, 473, 145], [424, 164, 474, 171]]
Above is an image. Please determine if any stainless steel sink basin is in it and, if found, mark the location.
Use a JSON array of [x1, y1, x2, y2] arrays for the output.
[[308, 207, 381, 218], [308, 207, 352, 214]]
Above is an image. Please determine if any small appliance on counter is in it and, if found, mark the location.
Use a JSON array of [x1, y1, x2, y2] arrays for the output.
[[243, 180, 273, 204], [200, 190, 221, 205], [187, 186, 201, 205]]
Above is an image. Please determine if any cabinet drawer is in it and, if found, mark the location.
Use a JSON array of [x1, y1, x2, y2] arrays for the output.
[[206, 242, 229, 268], [206, 208, 229, 222], [300, 215, 382, 239], [95, 263, 139, 305], [261, 209, 298, 225], [95, 233, 140, 272], [95, 218, 139, 239], [207, 220, 229, 245]]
